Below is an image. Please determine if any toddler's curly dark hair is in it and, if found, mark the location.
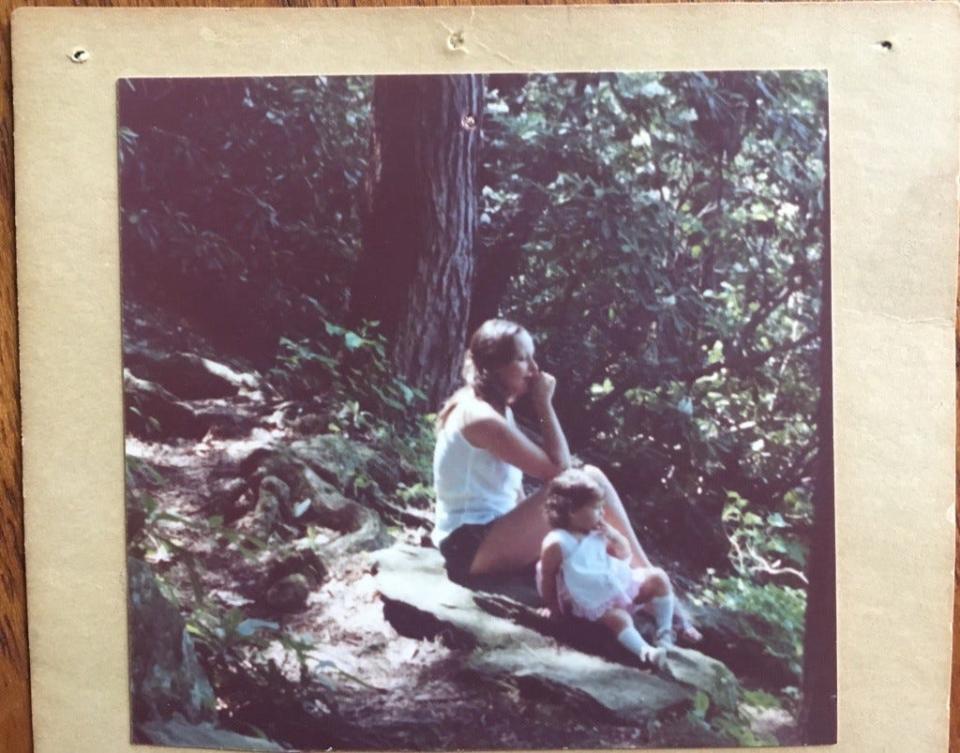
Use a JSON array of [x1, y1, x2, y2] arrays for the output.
[[544, 469, 604, 529]]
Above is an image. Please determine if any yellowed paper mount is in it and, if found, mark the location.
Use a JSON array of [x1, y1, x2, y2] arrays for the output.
[[13, 4, 960, 752]]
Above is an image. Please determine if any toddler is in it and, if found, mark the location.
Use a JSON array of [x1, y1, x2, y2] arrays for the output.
[[536, 469, 678, 668]]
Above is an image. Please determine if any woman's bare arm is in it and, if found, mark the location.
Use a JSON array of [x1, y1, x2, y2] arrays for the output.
[[462, 411, 566, 480], [461, 377, 571, 480], [533, 397, 571, 472]]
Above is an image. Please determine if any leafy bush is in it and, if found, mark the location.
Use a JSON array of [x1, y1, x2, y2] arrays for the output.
[[722, 489, 810, 577], [485, 71, 826, 563], [119, 76, 372, 359], [125, 456, 344, 727], [682, 689, 781, 747], [701, 576, 806, 678], [267, 317, 425, 435]]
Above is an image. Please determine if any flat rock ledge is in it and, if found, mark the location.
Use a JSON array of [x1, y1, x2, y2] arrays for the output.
[[375, 544, 739, 724], [137, 716, 285, 751]]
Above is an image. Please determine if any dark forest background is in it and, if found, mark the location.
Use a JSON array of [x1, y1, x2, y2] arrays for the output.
[[120, 71, 833, 750]]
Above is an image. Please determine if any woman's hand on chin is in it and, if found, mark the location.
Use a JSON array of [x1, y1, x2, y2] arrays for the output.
[[529, 372, 557, 408]]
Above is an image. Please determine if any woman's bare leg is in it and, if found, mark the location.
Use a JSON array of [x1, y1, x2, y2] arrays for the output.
[[469, 465, 698, 640], [471, 464, 655, 575], [469, 485, 551, 575], [675, 603, 703, 643]]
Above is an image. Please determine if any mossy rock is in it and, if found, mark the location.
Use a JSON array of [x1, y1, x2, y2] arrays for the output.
[[136, 716, 284, 750], [266, 573, 312, 613], [126, 346, 257, 400], [124, 369, 212, 440], [289, 434, 402, 493], [127, 558, 216, 725]]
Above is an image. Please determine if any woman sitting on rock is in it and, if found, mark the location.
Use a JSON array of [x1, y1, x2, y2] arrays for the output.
[[431, 318, 701, 644]]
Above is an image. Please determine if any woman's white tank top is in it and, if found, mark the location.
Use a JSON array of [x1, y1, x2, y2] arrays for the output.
[[431, 402, 524, 546]]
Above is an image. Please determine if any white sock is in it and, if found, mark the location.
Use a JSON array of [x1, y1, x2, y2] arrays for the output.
[[617, 626, 663, 666], [649, 595, 676, 645]]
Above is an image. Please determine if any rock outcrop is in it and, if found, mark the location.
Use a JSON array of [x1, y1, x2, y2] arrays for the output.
[[686, 602, 799, 688], [375, 545, 740, 724], [238, 442, 392, 559], [128, 557, 217, 724], [126, 346, 258, 399], [124, 369, 212, 440], [137, 715, 286, 750], [129, 557, 299, 750]]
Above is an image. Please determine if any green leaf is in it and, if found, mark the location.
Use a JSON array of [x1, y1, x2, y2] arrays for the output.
[[640, 81, 670, 99], [767, 512, 789, 528], [235, 618, 280, 638], [344, 331, 363, 350], [743, 689, 782, 709], [722, 506, 741, 523], [589, 378, 614, 396], [706, 340, 724, 365], [693, 690, 710, 719], [396, 381, 415, 404]]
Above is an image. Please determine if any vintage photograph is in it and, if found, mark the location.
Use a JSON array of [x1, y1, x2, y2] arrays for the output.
[[119, 70, 833, 750]]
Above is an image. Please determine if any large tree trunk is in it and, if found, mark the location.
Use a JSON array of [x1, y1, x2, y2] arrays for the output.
[[353, 75, 484, 409], [800, 132, 837, 744]]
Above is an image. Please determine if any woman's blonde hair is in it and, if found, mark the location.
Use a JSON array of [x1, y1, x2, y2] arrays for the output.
[[437, 319, 528, 427], [544, 469, 604, 529]]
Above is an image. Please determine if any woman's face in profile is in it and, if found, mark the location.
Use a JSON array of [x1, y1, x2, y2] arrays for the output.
[[495, 331, 538, 402]]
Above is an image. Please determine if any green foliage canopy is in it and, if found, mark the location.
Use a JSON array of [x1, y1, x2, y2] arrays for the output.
[[482, 71, 827, 573], [119, 76, 372, 358]]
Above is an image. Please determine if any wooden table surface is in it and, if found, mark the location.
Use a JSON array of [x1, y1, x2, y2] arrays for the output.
[[0, 2, 955, 752]]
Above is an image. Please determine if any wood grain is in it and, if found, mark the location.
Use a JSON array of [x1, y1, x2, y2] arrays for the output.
[[1, 0, 28, 750], [0, 3, 955, 753]]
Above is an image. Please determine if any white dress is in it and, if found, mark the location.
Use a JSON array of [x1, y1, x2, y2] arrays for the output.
[[536, 529, 642, 621]]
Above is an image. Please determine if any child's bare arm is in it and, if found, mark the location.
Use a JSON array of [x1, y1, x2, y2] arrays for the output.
[[538, 541, 564, 615], [598, 520, 630, 560]]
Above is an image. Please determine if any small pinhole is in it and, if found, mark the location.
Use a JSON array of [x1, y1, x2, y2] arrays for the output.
[[461, 113, 477, 131], [879, 40, 893, 52], [69, 47, 90, 64], [447, 30, 466, 52]]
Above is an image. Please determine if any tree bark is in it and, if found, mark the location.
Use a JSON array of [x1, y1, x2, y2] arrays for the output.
[[800, 131, 837, 745], [353, 75, 484, 409]]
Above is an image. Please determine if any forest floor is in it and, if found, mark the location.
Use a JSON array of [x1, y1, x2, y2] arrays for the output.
[[124, 302, 799, 750], [128, 402, 696, 749]]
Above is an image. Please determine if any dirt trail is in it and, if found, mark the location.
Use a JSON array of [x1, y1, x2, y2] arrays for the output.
[[128, 380, 674, 749]]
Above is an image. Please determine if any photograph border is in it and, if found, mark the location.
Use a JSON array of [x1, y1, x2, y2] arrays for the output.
[[13, 5, 959, 753], [116, 66, 834, 749]]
